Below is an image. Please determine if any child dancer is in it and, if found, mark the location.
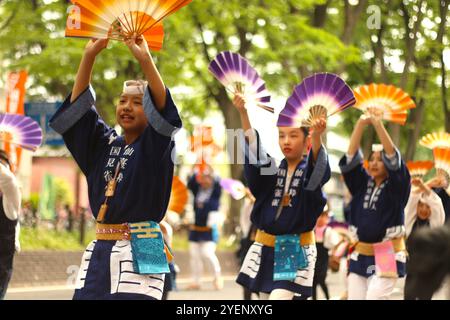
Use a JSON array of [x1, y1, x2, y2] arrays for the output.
[[49, 36, 182, 300], [405, 178, 445, 239], [234, 93, 331, 300], [404, 177, 445, 300], [339, 111, 410, 300], [186, 167, 223, 290]]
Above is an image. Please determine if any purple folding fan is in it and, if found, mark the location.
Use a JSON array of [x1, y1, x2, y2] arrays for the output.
[[0, 113, 43, 151], [277, 73, 355, 127], [209, 51, 273, 113], [220, 178, 247, 200]]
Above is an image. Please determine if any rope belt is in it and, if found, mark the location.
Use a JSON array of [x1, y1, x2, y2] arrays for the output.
[[353, 237, 406, 256], [255, 229, 316, 248], [96, 222, 173, 263]]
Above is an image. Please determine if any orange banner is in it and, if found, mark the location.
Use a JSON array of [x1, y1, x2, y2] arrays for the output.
[[6, 71, 27, 115], [4, 71, 28, 171]]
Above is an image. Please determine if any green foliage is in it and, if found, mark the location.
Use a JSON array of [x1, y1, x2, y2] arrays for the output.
[[0, 0, 448, 160], [53, 177, 74, 207], [28, 193, 40, 211], [19, 226, 96, 251]]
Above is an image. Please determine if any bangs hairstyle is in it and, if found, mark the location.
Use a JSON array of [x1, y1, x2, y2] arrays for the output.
[[368, 151, 383, 162], [300, 126, 309, 139], [279, 126, 309, 139]]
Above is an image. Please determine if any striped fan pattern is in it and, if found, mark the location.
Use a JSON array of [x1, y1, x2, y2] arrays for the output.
[[209, 51, 273, 113], [0, 114, 42, 152], [406, 161, 434, 179], [420, 132, 450, 150], [353, 84, 416, 125], [66, 0, 192, 50], [277, 73, 355, 127]]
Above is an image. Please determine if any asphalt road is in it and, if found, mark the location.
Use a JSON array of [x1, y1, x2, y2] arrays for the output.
[[5, 272, 411, 300]]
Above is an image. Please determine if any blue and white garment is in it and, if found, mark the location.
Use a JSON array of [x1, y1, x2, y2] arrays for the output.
[[339, 148, 411, 278], [236, 130, 330, 297], [187, 175, 222, 243], [49, 85, 182, 300]]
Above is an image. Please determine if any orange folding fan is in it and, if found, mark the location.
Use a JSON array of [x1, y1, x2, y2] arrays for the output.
[[433, 148, 450, 180], [66, 0, 192, 51], [419, 132, 450, 150], [406, 161, 434, 179], [353, 84, 416, 125], [168, 176, 188, 215]]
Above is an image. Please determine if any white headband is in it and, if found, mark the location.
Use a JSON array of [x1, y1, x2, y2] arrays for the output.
[[123, 80, 147, 95], [372, 144, 383, 152]]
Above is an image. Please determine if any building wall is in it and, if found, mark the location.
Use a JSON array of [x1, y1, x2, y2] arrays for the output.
[[30, 157, 89, 211]]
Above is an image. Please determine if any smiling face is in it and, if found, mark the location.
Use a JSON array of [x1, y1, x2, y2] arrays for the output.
[[417, 200, 432, 220], [367, 151, 388, 181], [116, 93, 148, 135], [278, 127, 309, 162]]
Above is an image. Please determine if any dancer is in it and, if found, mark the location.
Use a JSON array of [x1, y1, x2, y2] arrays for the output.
[[186, 166, 223, 290], [234, 93, 330, 300], [404, 177, 445, 299], [405, 178, 445, 239], [0, 151, 21, 300], [339, 111, 410, 300], [49, 36, 182, 300]]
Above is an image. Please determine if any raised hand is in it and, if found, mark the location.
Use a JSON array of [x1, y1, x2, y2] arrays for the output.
[[232, 93, 247, 113], [366, 107, 383, 125], [125, 35, 151, 63], [84, 38, 109, 58], [71, 38, 109, 103], [310, 117, 327, 138], [427, 174, 449, 189], [411, 177, 424, 187]]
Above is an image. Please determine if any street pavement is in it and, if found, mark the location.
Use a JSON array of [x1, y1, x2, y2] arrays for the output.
[[5, 271, 412, 300]]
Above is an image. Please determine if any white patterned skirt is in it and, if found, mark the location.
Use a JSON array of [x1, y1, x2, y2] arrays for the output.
[[236, 242, 317, 298], [73, 240, 166, 300]]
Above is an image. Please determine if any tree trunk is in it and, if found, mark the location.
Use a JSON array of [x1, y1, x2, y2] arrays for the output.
[[341, 0, 369, 45], [438, 0, 450, 131], [392, 0, 425, 146], [336, 0, 368, 74], [405, 98, 426, 160], [405, 0, 449, 159], [214, 89, 244, 235], [372, 18, 388, 83], [441, 52, 450, 132], [312, 0, 331, 28]]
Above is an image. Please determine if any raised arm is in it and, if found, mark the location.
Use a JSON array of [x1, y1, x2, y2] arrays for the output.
[[310, 118, 327, 162], [347, 115, 371, 157], [369, 110, 395, 156], [232, 94, 257, 144], [71, 39, 109, 103], [125, 36, 166, 111]]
